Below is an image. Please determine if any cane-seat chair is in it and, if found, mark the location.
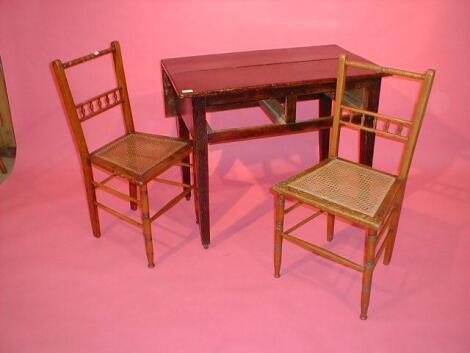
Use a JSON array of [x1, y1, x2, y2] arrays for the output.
[[52, 41, 196, 268], [272, 54, 435, 319]]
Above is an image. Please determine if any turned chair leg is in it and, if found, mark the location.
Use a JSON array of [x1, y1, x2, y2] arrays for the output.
[[361, 229, 378, 320], [83, 163, 101, 238], [129, 182, 138, 210], [140, 184, 155, 268], [327, 214, 335, 241], [274, 194, 285, 278]]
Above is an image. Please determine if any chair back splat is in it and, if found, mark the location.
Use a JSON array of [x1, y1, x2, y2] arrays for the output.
[[52, 41, 135, 163], [330, 54, 435, 180]]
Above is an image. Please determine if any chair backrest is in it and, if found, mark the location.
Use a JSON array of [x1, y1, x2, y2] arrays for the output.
[[329, 55, 435, 180], [51, 41, 135, 164]]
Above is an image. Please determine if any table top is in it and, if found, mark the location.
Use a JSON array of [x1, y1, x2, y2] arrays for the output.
[[161, 44, 380, 98]]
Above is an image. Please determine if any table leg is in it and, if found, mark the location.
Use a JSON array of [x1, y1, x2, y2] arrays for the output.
[[318, 95, 332, 160], [360, 79, 381, 166], [176, 114, 191, 200], [192, 97, 211, 248]]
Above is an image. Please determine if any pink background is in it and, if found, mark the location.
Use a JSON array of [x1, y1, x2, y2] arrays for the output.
[[1, 0, 469, 352]]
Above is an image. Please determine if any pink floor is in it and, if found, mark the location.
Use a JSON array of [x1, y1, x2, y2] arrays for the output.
[[1, 1, 469, 352]]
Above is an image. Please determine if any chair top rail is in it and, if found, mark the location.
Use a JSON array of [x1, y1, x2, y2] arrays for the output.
[[62, 46, 115, 69], [345, 59, 426, 80]]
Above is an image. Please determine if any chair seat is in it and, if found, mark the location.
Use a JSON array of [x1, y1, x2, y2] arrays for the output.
[[90, 132, 191, 182], [273, 158, 400, 229]]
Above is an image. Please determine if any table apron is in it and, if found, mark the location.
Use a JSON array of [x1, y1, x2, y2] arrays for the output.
[[176, 77, 381, 145], [202, 77, 379, 109]]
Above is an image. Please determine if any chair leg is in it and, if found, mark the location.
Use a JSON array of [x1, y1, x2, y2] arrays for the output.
[[182, 157, 191, 201], [360, 229, 378, 320], [327, 214, 335, 241], [274, 194, 286, 278], [0, 157, 7, 174], [384, 209, 401, 265], [192, 155, 200, 225], [140, 184, 155, 268], [83, 163, 101, 238], [177, 116, 191, 200], [129, 182, 138, 210], [384, 191, 405, 265]]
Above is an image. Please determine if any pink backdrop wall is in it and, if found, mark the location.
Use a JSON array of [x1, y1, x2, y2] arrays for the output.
[[1, 1, 469, 352]]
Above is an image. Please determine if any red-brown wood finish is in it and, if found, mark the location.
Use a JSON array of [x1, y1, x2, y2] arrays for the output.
[[161, 45, 383, 247]]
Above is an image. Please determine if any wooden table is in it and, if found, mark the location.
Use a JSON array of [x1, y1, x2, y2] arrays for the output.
[[161, 44, 382, 247]]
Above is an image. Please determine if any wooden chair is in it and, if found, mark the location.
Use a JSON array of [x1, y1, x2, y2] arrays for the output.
[[272, 55, 435, 319], [52, 41, 196, 268]]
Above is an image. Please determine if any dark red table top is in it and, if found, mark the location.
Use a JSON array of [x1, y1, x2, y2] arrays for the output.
[[161, 44, 379, 98]]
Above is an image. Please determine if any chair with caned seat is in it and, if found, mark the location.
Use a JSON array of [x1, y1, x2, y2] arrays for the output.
[[272, 54, 435, 319], [52, 41, 197, 268]]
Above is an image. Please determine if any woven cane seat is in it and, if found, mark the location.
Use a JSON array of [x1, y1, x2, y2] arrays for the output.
[[276, 159, 397, 221], [91, 132, 190, 179]]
